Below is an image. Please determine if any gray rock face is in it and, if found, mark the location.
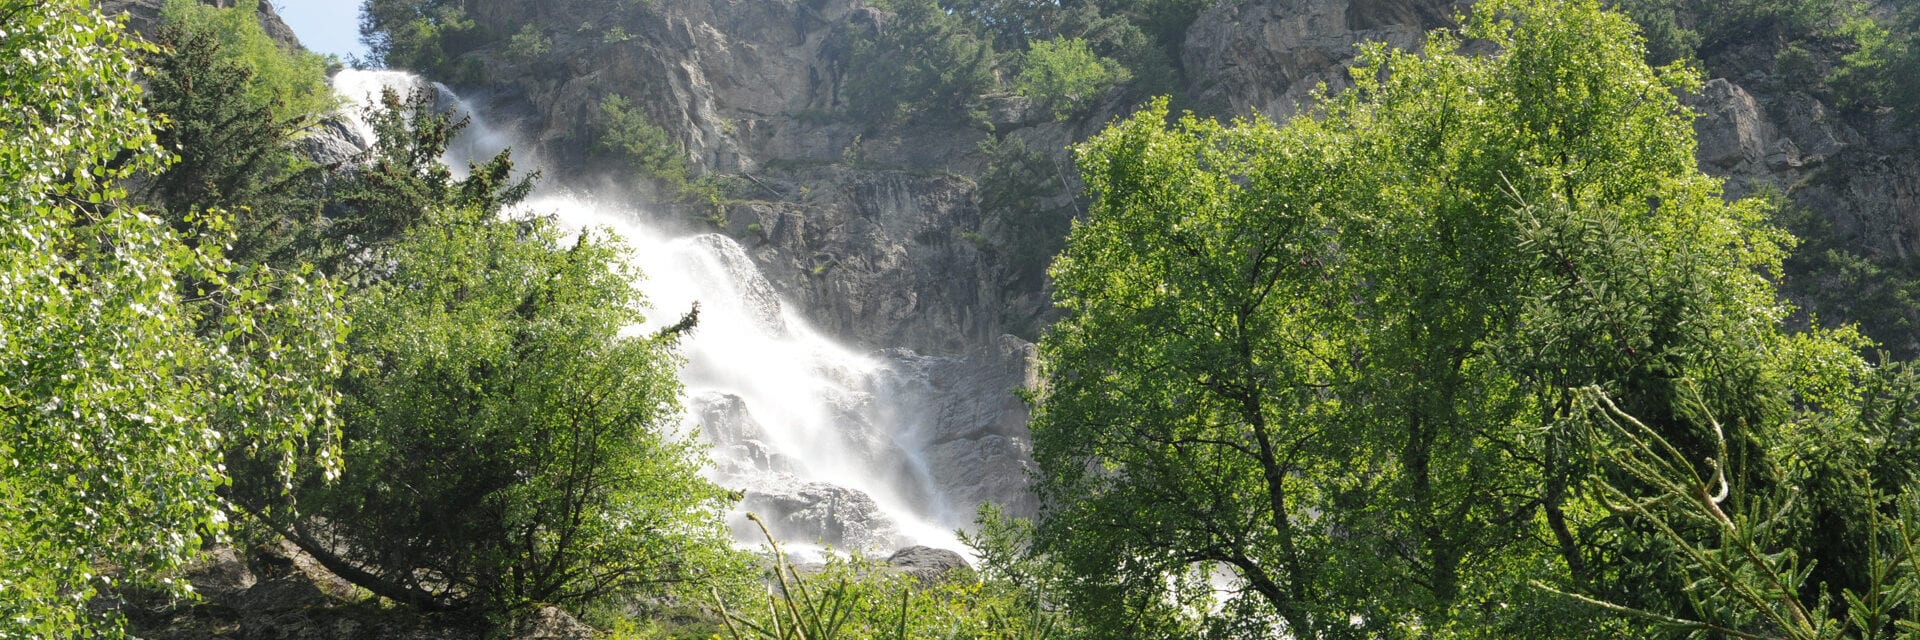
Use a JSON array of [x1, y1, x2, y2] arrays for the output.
[[296, 117, 372, 169], [437, 0, 1088, 355], [880, 335, 1040, 520], [886, 545, 972, 583], [1685, 63, 1920, 270], [511, 607, 596, 640], [739, 480, 904, 552], [696, 392, 802, 476], [1183, 0, 1458, 120]]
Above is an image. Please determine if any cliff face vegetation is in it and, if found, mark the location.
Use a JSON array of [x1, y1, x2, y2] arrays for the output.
[[355, 0, 1920, 360]]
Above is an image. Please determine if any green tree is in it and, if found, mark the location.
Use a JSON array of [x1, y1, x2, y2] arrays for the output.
[[1833, 0, 1920, 122], [1030, 0, 1875, 636], [237, 89, 738, 615], [596, 94, 690, 194], [360, 0, 478, 74], [506, 23, 551, 61], [264, 204, 740, 612], [158, 0, 334, 119], [844, 0, 996, 125], [326, 86, 535, 274], [1015, 37, 1131, 118], [0, 2, 344, 636], [975, 135, 1076, 304], [141, 18, 327, 268]]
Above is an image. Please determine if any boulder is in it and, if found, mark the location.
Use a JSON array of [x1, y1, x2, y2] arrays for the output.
[[886, 546, 971, 584], [511, 606, 596, 640], [739, 480, 903, 552]]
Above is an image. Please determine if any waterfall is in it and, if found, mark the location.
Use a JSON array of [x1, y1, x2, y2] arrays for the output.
[[330, 70, 968, 559]]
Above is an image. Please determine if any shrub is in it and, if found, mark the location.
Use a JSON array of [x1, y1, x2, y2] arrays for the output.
[[710, 514, 1065, 640], [507, 24, 551, 60], [1015, 37, 1131, 118], [1833, 6, 1920, 122], [597, 95, 691, 193], [844, 0, 996, 125], [271, 204, 744, 613], [158, 0, 333, 119]]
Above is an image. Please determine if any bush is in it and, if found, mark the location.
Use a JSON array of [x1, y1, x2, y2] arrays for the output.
[[844, 0, 996, 125], [158, 0, 333, 119], [507, 24, 551, 60], [273, 204, 743, 613], [596, 94, 691, 193], [1015, 37, 1131, 118], [1833, 5, 1920, 122]]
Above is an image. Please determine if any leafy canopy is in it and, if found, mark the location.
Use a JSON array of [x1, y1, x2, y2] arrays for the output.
[[141, 16, 330, 268], [158, 0, 334, 120], [1015, 36, 1132, 118], [0, 1, 343, 636], [1032, 0, 1881, 636], [277, 205, 741, 612], [237, 86, 742, 615]]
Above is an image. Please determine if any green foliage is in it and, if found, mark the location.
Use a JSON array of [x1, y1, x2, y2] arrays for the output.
[[1605, 0, 1702, 64], [327, 86, 535, 270], [1833, 1, 1920, 122], [1015, 37, 1131, 118], [937, 0, 1191, 101], [710, 514, 1063, 640], [217, 86, 741, 615], [274, 203, 742, 612], [1032, 0, 1879, 635], [1608, 0, 1858, 65], [1094, 0, 1213, 53], [975, 135, 1075, 306], [142, 18, 326, 268], [360, 0, 478, 73], [844, 0, 996, 125], [507, 24, 552, 60], [158, 0, 334, 120], [0, 2, 344, 635], [1780, 203, 1920, 359], [943, 0, 1209, 58], [597, 94, 691, 193], [1538, 384, 1920, 638]]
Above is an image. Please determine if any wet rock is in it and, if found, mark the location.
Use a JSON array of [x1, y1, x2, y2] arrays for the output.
[[881, 335, 1040, 521], [886, 546, 971, 583], [295, 117, 371, 169], [739, 480, 903, 552], [695, 392, 800, 476]]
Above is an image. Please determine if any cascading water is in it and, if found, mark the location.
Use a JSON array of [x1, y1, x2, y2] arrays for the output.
[[330, 70, 972, 559]]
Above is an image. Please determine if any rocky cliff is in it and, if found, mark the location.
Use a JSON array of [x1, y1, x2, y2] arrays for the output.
[[384, 0, 1920, 521]]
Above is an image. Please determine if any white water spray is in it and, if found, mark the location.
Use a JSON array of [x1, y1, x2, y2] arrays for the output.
[[330, 70, 966, 558]]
